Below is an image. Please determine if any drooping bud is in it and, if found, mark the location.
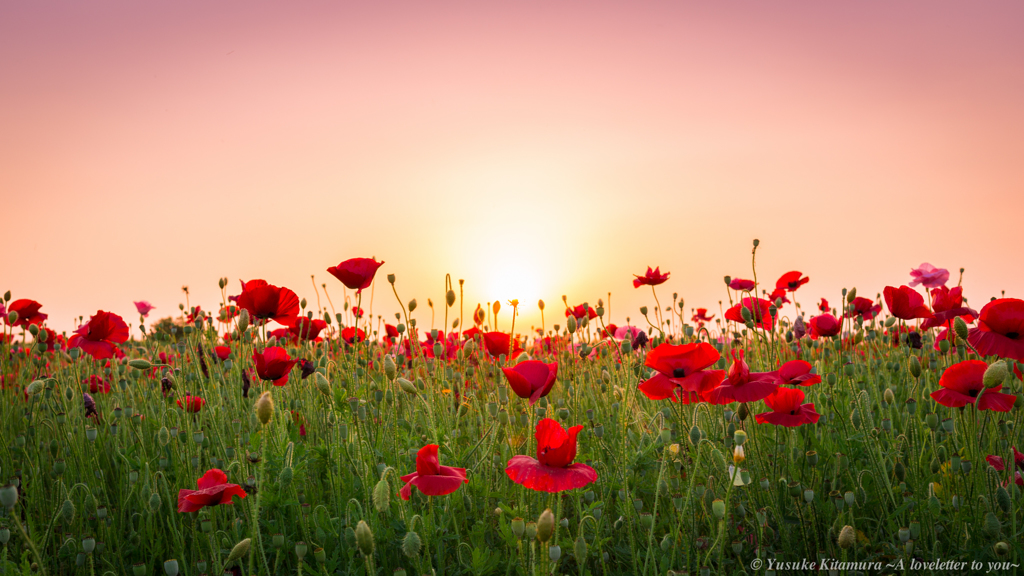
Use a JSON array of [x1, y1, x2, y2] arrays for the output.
[[401, 530, 421, 557], [373, 479, 390, 512], [536, 509, 555, 543]]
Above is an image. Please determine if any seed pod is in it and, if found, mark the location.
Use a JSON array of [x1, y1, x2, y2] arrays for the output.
[[537, 509, 555, 543], [712, 499, 726, 520], [163, 559, 179, 576], [355, 520, 374, 556], [0, 485, 18, 509]]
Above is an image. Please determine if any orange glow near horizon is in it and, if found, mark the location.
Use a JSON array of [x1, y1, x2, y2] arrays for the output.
[[2, 1, 1023, 335]]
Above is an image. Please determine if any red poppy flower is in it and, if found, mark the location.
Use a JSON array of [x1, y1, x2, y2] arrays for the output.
[[921, 286, 977, 330], [768, 360, 821, 387], [967, 298, 1024, 361], [633, 266, 670, 288], [68, 310, 129, 360], [462, 326, 482, 341], [768, 288, 790, 305], [818, 298, 830, 313], [692, 309, 715, 323], [236, 280, 300, 327], [4, 299, 47, 328], [501, 360, 558, 405], [729, 278, 755, 291], [214, 346, 231, 361], [754, 387, 820, 427], [725, 298, 774, 330], [705, 350, 778, 404], [505, 418, 597, 493], [177, 394, 205, 413], [930, 360, 1016, 412], [341, 327, 366, 345], [473, 304, 485, 326], [290, 317, 327, 341], [185, 306, 204, 325], [268, 328, 295, 343], [85, 375, 110, 394], [252, 346, 298, 386], [351, 306, 365, 319], [807, 314, 841, 340], [565, 304, 597, 320], [776, 271, 809, 292], [385, 324, 399, 339], [883, 286, 934, 321], [844, 297, 881, 321], [398, 444, 468, 500], [483, 331, 522, 358], [638, 342, 725, 403], [986, 447, 1024, 487], [327, 257, 384, 291], [600, 323, 619, 339], [177, 469, 246, 513]]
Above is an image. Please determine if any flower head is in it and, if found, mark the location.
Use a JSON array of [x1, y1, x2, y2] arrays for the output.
[[290, 317, 327, 341], [327, 258, 384, 291], [398, 445, 468, 500], [692, 308, 715, 323], [501, 360, 558, 405], [705, 349, 778, 404], [253, 346, 298, 386], [807, 314, 841, 340], [967, 298, 1024, 361], [754, 387, 820, 427], [4, 299, 47, 328], [177, 394, 205, 413], [177, 469, 246, 513], [844, 297, 881, 321], [775, 271, 809, 292], [725, 298, 774, 330], [633, 266, 670, 288], [883, 286, 934, 321], [236, 280, 300, 327], [134, 301, 155, 317], [931, 360, 1016, 412], [638, 342, 725, 403], [68, 311, 129, 360], [505, 419, 597, 492], [909, 263, 949, 288], [729, 278, 755, 291]]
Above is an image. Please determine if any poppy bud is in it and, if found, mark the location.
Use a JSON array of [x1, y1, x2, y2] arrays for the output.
[[7, 311, 17, 325], [25, 380, 44, 396], [2, 291, 8, 302], [313, 372, 331, 396], [711, 499, 726, 520], [752, 238, 759, 247], [237, 310, 250, 333], [397, 378, 416, 395], [883, 388, 895, 405], [567, 316, 577, 334], [908, 356, 921, 378], [396, 529, 421, 558], [837, 525, 856, 549], [373, 479, 390, 512], [129, 359, 152, 370], [983, 361, 1008, 389], [536, 508, 555, 543], [639, 306, 648, 316], [984, 512, 1001, 538], [255, 391, 274, 426], [407, 299, 417, 313], [445, 290, 456, 307], [953, 316, 969, 342], [355, 520, 374, 556], [226, 538, 251, 564]]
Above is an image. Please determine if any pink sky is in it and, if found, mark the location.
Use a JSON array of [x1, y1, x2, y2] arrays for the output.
[[3, 1, 1023, 335]]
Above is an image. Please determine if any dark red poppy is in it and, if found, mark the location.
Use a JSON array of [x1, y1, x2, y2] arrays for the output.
[[398, 444, 468, 500], [775, 271, 809, 292], [985, 447, 1024, 487], [327, 258, 384, 291], [725, 298, 774, 330], [729, 279, 755, 291], [505, 418, 597, 493], [85, 375, 110, 394], [754, 387, 820, 427], [807, 314, 841, 340], [845, 297, 881, 321], [883, 286, 933, 321], [341, 327, 366, 345], [177, 469, 247, 513], [633, 266, 670, 288], [214, 346, 231, 361], [236, 280, 300, 327], [268, 328, 295, 343], [290, 317, 327, 341], [921, 286, 977, 330], [351, 306, 364, 319], [501, 360, 558, 405], [385, 324, 399, 339], [68, 310, 129, 360], [967, 298, 1024, 361], [177, 394, 205, 413], [818, 298, 830, 313], [565, 304, 597, 320], [253, 346, 298, 386], [930, 360, 1016, 412], [638, 342, 725, 403], [4, 299, 47, 328], [483, 331, 522, 358], [768, 288, 790, 305], [692, 309, 715, 323], [705, 350, 778, 404], [768, 360, 821, 387]]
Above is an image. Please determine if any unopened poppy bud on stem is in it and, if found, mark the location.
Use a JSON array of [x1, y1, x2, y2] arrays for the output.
[[538, 299, 545, 311], [446, 290, 456, 307], [838, 525, 856, 549], [537, 509, 555, 543], [355, 520, 374, 556], [237, 310, 250, 333], [255, 391, 274, 426], [226, 538, 251, 564], [953, 316, 969, 342], [129, 359, 152, 370], [408, 299, 417, 313], [983, 361, 1008, 388]]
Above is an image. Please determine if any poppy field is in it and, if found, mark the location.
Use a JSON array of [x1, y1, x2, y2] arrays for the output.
[[1, 245, 1023, 576]]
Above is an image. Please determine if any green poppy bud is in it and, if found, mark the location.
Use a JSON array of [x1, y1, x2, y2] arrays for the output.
[[226, 538, 251, 564], [984, 361, 1008, 388], [355, 520, 374, 556], [537, 508, 555, 543]]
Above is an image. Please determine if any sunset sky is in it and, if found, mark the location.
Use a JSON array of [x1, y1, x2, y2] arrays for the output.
[[3, 1, 1023, 336]]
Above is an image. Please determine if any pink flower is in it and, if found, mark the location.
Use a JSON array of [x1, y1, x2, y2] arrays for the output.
[[134, 301, 155, 317], [909, 263, 949, 288]]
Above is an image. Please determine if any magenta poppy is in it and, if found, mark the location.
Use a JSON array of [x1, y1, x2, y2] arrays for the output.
[[985, 447, 1024, 487], [633, 266, 670, 288], [68, 311, 129, 360], [768, 360, 821, 387], [729, 278, 755, 291], [398, 444, 468, 500], [134, 301, 155, 317], [177, 395, 205, 413], [845, 297, 882, 321], [4, 299, 47, 328], [909, 263, 949, 288], [505, 418, 597, 493], [705, 349, 778, 404], [883, 286, 934, 321], [692, 309, 715, 323], [967, 298, 1024, 361], [253, 346, 298, 386], [638, 342, 725, 403], [501, 360, 558, 405], [930, 360, 1016, 412], [341, 327, 366, 345], [754, 387, 820, 427], [236, 280, 300, 327], [290, 317, 327, 341], [177, 469, 247, 513], [807, 314, 841, 340], [214, 346, 231, 361], [327, 258, 384, 291], [725, 298, 774, 330], [775, 271, 809, 292]]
